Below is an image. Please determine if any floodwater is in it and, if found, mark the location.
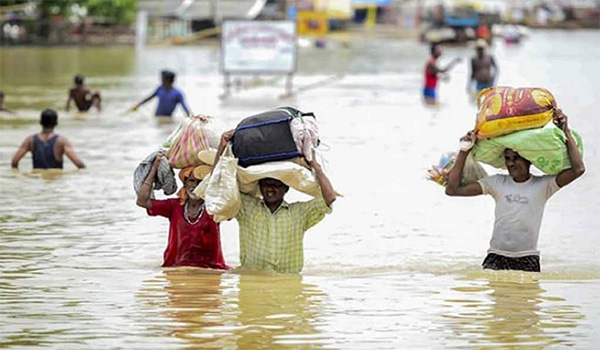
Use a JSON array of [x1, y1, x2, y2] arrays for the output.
[[1, 30, 599, 349]]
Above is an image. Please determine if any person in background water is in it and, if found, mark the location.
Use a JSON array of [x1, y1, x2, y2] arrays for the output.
[[424, 43, 461, 105], [132, 70, 191, 117], [0, 91, 14, 113], [445, 109, 584, 272], [136, 156, 229, 270], [476, 18, 491, 43], [66, 75, 102, 112], [467, 39, 498, 97], [212, 130, 337, 273], [11, 109, 85, 170]]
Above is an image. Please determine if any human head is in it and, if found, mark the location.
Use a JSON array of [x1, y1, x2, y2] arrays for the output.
[[259, 178, 289, 206], [475, 39, 487, 57], [177, 167, 200, 202], [0, 91, 4, 104], [430, 43, 442, 58], [74, 74, 84, 86], [40, 109, 58, 129], [161, 70, 175, 86], [504, 149, 531, 180], [184, 174, 201, 198]]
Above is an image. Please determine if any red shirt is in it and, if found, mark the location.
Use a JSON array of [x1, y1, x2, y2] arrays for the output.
[[147, 199, 229, 269], [424, 57, 438, 89], [477, 26, 490, 40]]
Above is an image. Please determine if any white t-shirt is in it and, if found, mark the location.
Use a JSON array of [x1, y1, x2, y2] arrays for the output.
[[478, 174, 561, 257]]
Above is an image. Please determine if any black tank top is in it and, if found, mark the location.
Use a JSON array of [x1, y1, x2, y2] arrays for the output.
[[32, 134, 63, 169]]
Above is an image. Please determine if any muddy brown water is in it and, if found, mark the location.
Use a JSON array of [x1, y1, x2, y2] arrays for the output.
[[1, 30, 599, 348]]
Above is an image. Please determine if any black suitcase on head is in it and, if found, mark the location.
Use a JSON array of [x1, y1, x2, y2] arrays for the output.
[[232, 107, 313, 167]]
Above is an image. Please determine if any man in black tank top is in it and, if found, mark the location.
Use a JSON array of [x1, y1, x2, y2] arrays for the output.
[[11, 109, 86, 170]]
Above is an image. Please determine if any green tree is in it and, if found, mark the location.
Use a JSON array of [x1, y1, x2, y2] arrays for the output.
[[84, 0, 137, 25], [1, 0, 137, 25]]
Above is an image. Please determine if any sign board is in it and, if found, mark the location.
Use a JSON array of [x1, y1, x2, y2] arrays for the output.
[[297, 11, 329, 36], [221, 20, 297, 74]]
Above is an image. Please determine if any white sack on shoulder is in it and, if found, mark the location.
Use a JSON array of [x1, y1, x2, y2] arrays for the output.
[[237, 161, 322, 198], [195, 149, 338, 199]]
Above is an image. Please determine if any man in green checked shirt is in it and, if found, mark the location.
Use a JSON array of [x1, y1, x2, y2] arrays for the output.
[[215, 130, 337, 273]]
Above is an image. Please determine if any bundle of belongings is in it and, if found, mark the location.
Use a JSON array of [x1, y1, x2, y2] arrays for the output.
[[428, 87, 583, 185], [427, 151, 487, 187], [193, 107, 327, 222], [133, 115, 221, 195], [231, 107, 319, 166], [166, 115, 221, 169], [133, 150, 177, 195]]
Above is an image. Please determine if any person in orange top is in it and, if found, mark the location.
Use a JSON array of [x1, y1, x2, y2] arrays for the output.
[[477, 18, 491, 42]]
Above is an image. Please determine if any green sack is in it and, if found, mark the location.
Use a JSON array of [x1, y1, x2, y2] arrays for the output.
[[471, 126, 583, 175]]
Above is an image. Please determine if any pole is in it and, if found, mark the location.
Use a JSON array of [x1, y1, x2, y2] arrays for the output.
[[135, 10, 148, 51], [285, 73, 294, 97]]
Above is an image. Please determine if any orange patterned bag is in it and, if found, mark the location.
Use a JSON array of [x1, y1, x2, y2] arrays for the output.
[[167, 116, 211, 169], [475, 87, 556, 139]]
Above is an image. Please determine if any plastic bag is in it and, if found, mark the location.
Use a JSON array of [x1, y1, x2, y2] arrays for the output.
[[427, 152, 488, 187], [471, 126, 583, 174], [167, 115, 214, 168], [200, 145, 240, 222], [290, 113, 319, 162], [162, 122, 184, 149], [475, 87, 555, 139]]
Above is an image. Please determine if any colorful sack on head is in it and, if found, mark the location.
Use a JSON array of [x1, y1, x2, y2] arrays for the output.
[[167, 116, 211, 169], [475, 87, 556, 139]]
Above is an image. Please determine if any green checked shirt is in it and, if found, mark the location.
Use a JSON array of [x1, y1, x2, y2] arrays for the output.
[[235, 193, 332, 273]]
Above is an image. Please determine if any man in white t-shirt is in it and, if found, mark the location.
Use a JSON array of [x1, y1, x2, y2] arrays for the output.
[[445, 109, 585, 272]]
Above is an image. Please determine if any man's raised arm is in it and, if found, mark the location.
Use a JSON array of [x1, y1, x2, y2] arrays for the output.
[[309, 154, 336, 207], [554, 109, 585, 188], [445, 131, 483, 197], [213, 130, 235, 169]]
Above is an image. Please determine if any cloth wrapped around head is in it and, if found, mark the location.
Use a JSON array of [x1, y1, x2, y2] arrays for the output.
[[177, 165, 212, 204]]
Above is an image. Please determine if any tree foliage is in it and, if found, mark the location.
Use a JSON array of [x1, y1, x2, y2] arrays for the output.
[[1, 0, 137, 25], [84, 0, 137, 25]]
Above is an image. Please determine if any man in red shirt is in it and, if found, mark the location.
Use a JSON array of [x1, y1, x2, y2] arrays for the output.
[[136, 155, 229, 269], [424, 43, 461, 105]]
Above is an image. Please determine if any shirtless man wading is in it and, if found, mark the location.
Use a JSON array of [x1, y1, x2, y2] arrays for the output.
[[468, 39, 498, 95]]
